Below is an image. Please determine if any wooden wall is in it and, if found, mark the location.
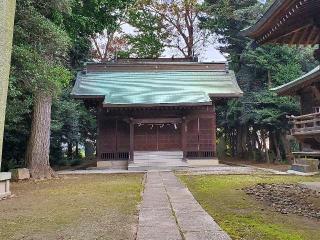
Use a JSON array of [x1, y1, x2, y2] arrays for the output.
[[97, 106, 217, 160]]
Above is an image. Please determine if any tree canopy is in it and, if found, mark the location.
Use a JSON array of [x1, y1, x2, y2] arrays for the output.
[[2, 0, 135, 176], [202, 0, 318, 162]]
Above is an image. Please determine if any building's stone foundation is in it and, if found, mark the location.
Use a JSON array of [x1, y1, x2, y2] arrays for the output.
[[0, 172, 11, 199], [187, 158, 219, 167], [97, 160, 128, 170]]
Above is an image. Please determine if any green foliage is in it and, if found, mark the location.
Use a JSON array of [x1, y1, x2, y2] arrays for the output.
[[13, 0, 72, 95], [3, 0, 317, 168], [3, 0, 109, 169], [12, 46, 72, 95], [14, 1, 71, 62], [2, 0, 73, 171], [127, 8, 166, 58], [242, 45, 317, 87], [252, 91, 299, 129], [202, 0, 317, 161], [50, 88, 96, 165], [65, 0, 133, 37], [201, 0, 259, 65], [2, 75, 32, 171], [70, 158, 83, 166], [63, 0, 135, 67]]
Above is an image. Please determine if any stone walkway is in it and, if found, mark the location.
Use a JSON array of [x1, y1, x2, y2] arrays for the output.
[[137, 171, 231, 240], [58, 164, 277, 175]]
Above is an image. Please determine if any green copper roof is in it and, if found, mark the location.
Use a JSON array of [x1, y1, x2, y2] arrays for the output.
[[271, 66, 320, 96], [72, 70, 243, 106]]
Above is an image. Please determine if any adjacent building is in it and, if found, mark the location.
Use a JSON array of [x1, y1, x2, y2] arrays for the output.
[[243, 0, 320, 172]]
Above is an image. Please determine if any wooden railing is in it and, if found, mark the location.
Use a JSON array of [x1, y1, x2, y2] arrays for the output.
[[288, 112, 320, 135]]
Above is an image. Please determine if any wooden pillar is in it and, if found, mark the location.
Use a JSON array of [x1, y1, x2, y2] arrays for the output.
[[0, 0, 16, 169], [212, 106, 217, 157], [129, 119, 134, 162], [181, 117, 187, 160], [96, 107, 102, 161]]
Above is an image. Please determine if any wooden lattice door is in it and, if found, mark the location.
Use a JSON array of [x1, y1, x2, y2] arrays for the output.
[[199, 118, 215, 152], [158, 124, 181, 150], [186, 117, 216, 158], [134, 125, 157, 151], [134, 124, 181, 151]]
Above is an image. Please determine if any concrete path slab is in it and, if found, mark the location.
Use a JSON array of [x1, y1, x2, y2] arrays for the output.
[[299, 182, 320, 191], [137, 172, 182, 240], [137, 171, 231, 240]]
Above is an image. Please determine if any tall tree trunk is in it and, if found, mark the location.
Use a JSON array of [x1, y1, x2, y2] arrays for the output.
[[261, 130, 270, 164], [241, 125, 248, 159], [75, 141, 79, 157], [84, 140, 95, 159], [236, 126, 240, 157], [232, 129, 237, 157], [252, 129, 262, 162], [67, 142, 73, 159], [272, 131, 281, 163], [26, 91, 55, 179], [254, 130, 262, 150], [0, 0, 16, 170], [247, 127, 253, 159], [280, 133, 293, 164]]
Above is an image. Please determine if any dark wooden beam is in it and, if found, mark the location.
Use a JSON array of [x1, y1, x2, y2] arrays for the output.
[[132, 118, 182, 124], [270, 24, 310, 44], [259, 17, 314, 44], [129, 119, 134, 162], [313, 16, 320, 28], [306, 26, 319, 44], [289, 31, 300, 46], [299, 26, 311, 46], [312, 33, 320, 46], [181, 117, 187, 160], [86, 62, 226, 72], [185, 114, 215, 123]]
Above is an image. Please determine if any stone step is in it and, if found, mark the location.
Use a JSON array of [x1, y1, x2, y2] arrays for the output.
[[135, 157, 183, 160], [135, 155, 182, 157], [135, 151, 183, 155], [135, 156, 183, 161], [135, 151, 183, 157], [129, 161, 188, 166], [295, 158, 319, 168], [130, 151, 186, 170], [135, 160, 183, 163], [291, 164, 318, 173], [128, 165, 188, 171]]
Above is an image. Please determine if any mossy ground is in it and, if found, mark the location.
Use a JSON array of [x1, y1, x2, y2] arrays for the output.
[[179, 174, 320, 240], [0, 174, 143, 240]]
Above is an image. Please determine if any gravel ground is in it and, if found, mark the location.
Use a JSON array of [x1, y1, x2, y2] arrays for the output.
[[177, 165, 281, 175], [244, 183, 320, 219]]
